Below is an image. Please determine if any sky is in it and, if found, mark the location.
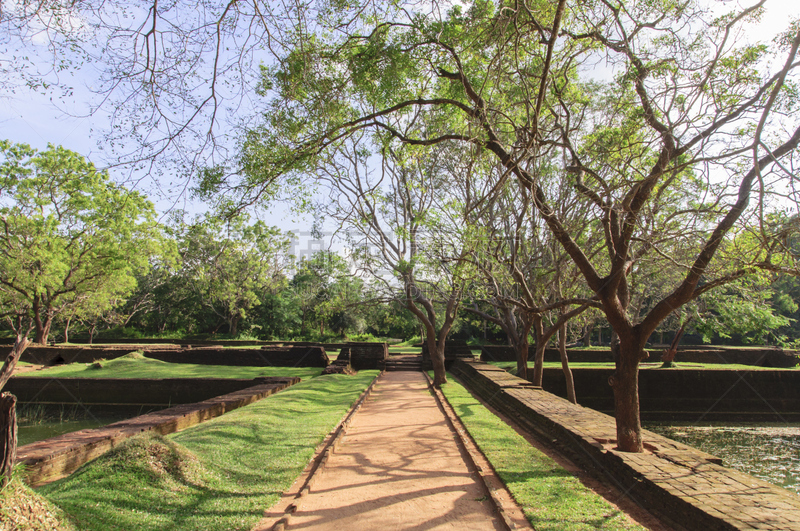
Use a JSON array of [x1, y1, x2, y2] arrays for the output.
[[0, 0, 798, 234]]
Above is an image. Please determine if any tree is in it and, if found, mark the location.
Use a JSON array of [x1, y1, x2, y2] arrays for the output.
[[0, 314, 32, 488], [310, 136, 476, 386], [693, 277, 794, 346], [291, 251, 360, 337], [1, 1, 301, 183], [178, 214, 292, 337], [216, 0, 800, 452], [0, 141, 163, 344], [463, 168, 600, 387]]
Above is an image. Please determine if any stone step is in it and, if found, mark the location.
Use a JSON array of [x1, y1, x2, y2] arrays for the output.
[[385, 356, 423, 372]]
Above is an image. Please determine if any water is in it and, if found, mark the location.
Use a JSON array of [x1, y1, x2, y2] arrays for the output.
[[18, 418, 113, 446], [16, 404, 160, 447], [645, 422, 800, 494]]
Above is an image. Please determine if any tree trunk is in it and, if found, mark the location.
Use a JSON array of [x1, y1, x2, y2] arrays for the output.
[[558, 324, 577, 404], [229, 315, 239, 337], [89, 324, 96, 345], [34, 314, 53, 345], [1, 335, 30, 392], [532, 316, 545, 386], [64, 316, 72, 344], [515, 335, 529, 381], [609, 341, 644, 452], [662, 317, 692, 368], [0, 393, 16, 488], [582, 323, 592, 347], [425, 330, 448, 387]]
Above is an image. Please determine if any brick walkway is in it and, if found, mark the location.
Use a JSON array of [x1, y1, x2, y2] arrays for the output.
[[271, 371, 505, 530], [453, 361, 800, 531]]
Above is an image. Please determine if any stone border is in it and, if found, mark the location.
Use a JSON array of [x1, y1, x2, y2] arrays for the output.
[[2, 345, 331, 367], [17, 377, 300, 486], [533, 367, 800, 421], [452, 360, 800, 531], [479, 345, 799, 367], [253, 371, 384, 531], [423, 371, 532, 531], [8, 377, 283, 406]]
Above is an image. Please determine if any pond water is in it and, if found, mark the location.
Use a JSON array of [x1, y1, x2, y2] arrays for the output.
[[645, 422, 800, 494], [18, 418, 114, 446], [16, 404, 159, 447]]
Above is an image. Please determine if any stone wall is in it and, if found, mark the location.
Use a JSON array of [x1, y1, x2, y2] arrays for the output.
[[0, 346, 125, 366], [348, 343, 387, 370], [536, 367, 800, 421], [421, 340, 475, 369], [1, 345, 331, 368], [450, 360, 800, 531], [69, 339, 267, 347], [479, 345, 799, 367], [143, 346, 330, 367], [6, 377, 287, 407]]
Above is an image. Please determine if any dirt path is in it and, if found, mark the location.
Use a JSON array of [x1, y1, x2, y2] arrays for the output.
[[282, 371, 505, 530]]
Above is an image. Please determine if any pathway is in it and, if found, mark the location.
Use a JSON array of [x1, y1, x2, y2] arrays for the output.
[[268, 371, 506, 530]]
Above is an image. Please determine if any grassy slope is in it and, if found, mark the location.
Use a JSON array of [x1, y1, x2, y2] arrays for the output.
[[19, 353, 323, 380], [0, 474, 76, 531], [38, 371, 379, 531], [439, 374, 644, 531]]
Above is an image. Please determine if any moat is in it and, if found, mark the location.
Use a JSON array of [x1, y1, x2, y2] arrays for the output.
[[646, 421, 800, 494]]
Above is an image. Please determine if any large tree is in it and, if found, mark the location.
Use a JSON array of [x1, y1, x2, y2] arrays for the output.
[[211, 0, 800, 452], [311, 136, 476, 386], [177, 214, 292, 337], [463, 167, 600, 384], [0, 141, 163, 344], [291, 251, 364, 337]]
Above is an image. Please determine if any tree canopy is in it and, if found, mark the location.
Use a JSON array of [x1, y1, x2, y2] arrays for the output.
[[0, 141, 164, 343], [211, 0, 800, 451]]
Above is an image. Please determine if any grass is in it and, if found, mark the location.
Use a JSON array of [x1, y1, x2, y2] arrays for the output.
[[18, 351, 324, 380], [387, 345, 421, 354], [0, 473, 77, 531], [38, 371, 379, 531], [437, 373, 645, 531], [489, 361, 797, 371]]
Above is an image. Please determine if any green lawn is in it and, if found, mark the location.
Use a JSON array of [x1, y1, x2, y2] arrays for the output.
[[38, 371, 379, 531], [18, 352, 324, 380], [438, 373, 645, 531], [387, 345, 421, 354]]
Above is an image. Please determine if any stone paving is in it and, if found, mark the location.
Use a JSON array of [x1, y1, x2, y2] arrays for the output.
[[452, 360, 800, 531]]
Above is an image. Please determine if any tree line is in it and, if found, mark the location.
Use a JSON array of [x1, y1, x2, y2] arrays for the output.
[[1, 139, 799, 352]]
